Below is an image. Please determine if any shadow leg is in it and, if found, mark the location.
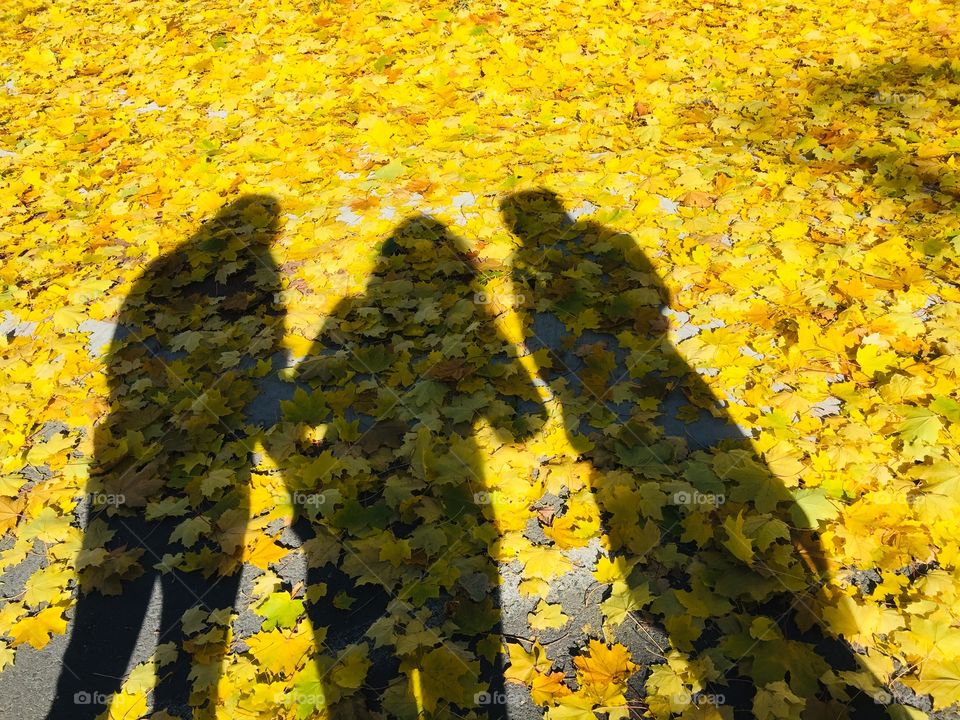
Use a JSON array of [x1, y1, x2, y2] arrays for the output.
[[293, 516, 394, 718], [153, 567, 244, 718], [47, 569, 156, 720]]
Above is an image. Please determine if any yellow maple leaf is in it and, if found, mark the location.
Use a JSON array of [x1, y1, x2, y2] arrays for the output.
[[518, 546, 573, 581], [504, 640, 552, 684], [721, 511, 754, 565], [246, 626, 313, 677], [856, 343, 899, 378], [771, 220, 809, 241], [530, 670, 572, 705], [601, 580, 653, 626], [594, 554, 635, 585], [244, 534, 289, 570], [107, 690, 149, 720], [22, 46, 58, 75], [529, 600, 569, 631], [517, 577, 553, 598], [544, 690, 600, 720], [23, 564, 73, 608], [52, 306, 88, 331], [378, 537, 412, 566], [0, 496, 24, 536], [0, 643, 12, 674], [8, 606, 68, 650], [405, 646, 473, 714], [914, 658, 960, 711], [330, 644, 371, 690], [573, 639, 637, 688]]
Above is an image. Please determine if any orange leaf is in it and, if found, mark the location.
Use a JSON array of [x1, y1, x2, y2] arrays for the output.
[[530, 670, 571, 705], [573, 640, 637, 688]]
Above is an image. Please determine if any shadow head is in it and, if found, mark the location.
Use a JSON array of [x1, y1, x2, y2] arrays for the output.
[[376, 214, 478, 282], [499, 188, 671, 311]]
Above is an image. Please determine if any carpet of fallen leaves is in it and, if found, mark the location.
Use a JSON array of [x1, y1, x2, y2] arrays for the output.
[[3, 0, 960, 719]]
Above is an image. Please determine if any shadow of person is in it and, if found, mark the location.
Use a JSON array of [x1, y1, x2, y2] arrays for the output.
[[47, 195, 285, 720], [277, 215, 544, 718], [500, 189, 883, 719]]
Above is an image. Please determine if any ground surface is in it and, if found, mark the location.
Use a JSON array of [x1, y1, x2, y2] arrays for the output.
[[2, 1, 960, 719]]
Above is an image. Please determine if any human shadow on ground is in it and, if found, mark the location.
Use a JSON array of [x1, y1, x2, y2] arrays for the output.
[[47, 195, 286, 719], [274, 215, 546, 718], [500, 189, 884, 719]]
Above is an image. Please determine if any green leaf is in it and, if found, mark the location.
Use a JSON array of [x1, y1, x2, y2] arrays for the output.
[[931, 395, 960, 423], [371, 158, 406, 181], [615, 441, 673, 478], [372, 54, 395, 72], [897, 407, 942, 445], [256, 592, 305, 631], [720, 449, 789, 513], [348, 346, 395, 373], [281, 387, 329, 424], [790, 488, 841, 529]]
